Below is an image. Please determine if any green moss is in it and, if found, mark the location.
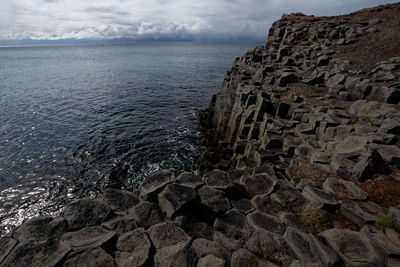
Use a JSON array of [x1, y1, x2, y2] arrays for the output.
[[375, 215, 394, 231], [291, 166, 314, 183], [301, 209, 334, 233], [354, 112, 374, 126]]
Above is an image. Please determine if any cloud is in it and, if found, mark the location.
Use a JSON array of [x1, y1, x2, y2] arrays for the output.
[[1, 0, 398, 40]]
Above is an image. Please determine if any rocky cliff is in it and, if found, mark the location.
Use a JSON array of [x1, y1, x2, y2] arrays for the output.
[[1, 3, 400, 267]]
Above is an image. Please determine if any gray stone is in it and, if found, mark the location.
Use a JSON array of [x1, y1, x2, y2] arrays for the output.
[[140, 170, 174, 201], [240, 173, 277, 197], [302, 186, 338, 209], [319, 228, 384, 266], [231, 248, 278, 267], [334, 136, 368, 154], [101, 215, 138, 234], [213, 231, 242, 252], [0, 238, 18, 265], [116, 228, 151, 267], [373, 144, 400, 168], [341, 200, 385, 227], [278, 72, 297, 87], [202, 169, 232, 190], [192, 238, 231, 265], [246, 211, 286, 234], [385, 228, 400, 247], [63, 198, 112, 229], [128, 201, 164, 229], [279, 212, 309, 233], [231, 198, 254, 214], [198, 186, 231, 214], [214, 210, 252, 245], [244, 229, 293, 266], [197, 254, 225, 267], [317, 55, 329, 66], [270, 181, 305, 208], [322, 177, 368, 201], [361, 225, 400, 256], [62, 247, 117, 267], [326, 73, 346, 88], [62, 226, 116, 250], [102, 188, 140, 212], [284, 227, 339, 266], [158, 183, 197, 218], [176, 172, 204, 189], [2, 239, 71, 267], [389, 207, 400, 231]]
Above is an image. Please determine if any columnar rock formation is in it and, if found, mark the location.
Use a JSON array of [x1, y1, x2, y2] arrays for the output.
[[1, 3, 400, 267]]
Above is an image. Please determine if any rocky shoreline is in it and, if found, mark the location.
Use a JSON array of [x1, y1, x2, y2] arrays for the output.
[[2, 3, 400, 267]]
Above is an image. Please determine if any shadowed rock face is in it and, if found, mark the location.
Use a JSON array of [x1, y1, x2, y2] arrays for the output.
[[2, 3, 400, 267]]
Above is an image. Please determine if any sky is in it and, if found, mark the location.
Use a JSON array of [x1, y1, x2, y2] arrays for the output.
[[1, 0, 399, 41]]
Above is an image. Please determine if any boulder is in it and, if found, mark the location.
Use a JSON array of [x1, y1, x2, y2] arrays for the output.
[[102, 188, 140, 212], [319, 228, 384, 266], [198, 186, 231, 214], [128, 201, 164, 229], [231, 198, 254, 214], [389, 207, 400, 231], [0, 238, 18, 265], [2, 239, 71, 267], [197, 254, 225, 267], [326, 73, 346, 88], [246, 211, 286, 234], [140, 170, 174, 201], [62, 226, 116, 250], [158, 184, 197, 218], [63, 198, 112, 230], [101, 215, 138, 234], [284, 227, 339, 266], [340, 200, 385, 227], [115, 228, 152, 267], [231, 248, 278, 267], [322, 177, 368, 200], [252, 194, 284, 217], [214, 210, 252, 246], [240, 173, 277, 197], [191, 238, 231, 264], [317, 55, 329, 66], [176, 172, 204, 189], [361, 225, 400, 256], [279, 212, 309, 233], [202, 169, 232, 190], [61, 248, 117, 267], [302, 186, 339, 210], [244, 229, 293, 266]]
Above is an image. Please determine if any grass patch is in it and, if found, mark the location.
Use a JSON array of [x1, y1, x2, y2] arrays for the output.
[[375, 215, 394, 231], [353, 111, 374, 127], [301, 209, 334, 233], [291, 166, 314, 183]]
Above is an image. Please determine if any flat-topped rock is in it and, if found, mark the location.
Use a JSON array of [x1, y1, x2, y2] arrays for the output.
[[240, 173, 277, 197], [341, 199, 385, 227], [115, 228, 152, 267], [198, 186, 231, 214], [279, 212, 309, 233], [246, 211, 286, 234], [158, 183, 197, 218], [302, 185, 339, 210], [251, 194, 284, 217], [101, 215, 138, 234], [2, 239, 71, 267], [128, 201, 164, 229], [389, 207, 400, 231], [284, 227, 339, 266], [176, 172, 204, 189], [231, 198, 254, 214], [319, 228, 384, 266], [245, 229, 293, 266], [63, 198, 112, 230], [61, 247, 117, 267], [214, 210, 252, 245], [202, 169, 232, 190], [0, 238, 18, 265], [361, 225, 400, 256], [197, 254, 225, 267], [191, 238, 231, 265], [62, 226, 116, 250], [231, 248, 278, 267], [102, 188, 140, 212], [140, 170, 175, 201], [322, 177, 368, 200]]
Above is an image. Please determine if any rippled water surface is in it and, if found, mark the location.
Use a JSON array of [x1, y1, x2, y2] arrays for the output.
[[0, 42, 259, 234]]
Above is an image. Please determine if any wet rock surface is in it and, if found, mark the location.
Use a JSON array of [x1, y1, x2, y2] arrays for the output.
[[2, 3, 400, 266]]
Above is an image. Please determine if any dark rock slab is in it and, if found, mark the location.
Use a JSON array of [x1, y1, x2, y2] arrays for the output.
[[270, 181, 306, 210], [341, 200, 385, 227], [62, 226, 116, 250], [63, 198, 112, 230], [202, 169, 232, 190], [214, 210, 252, 245], [140, 170, 174, 201], [322, 177, 368, 201], [231, 248, 278, 267], [213, 231, 242, 252], [198, 186, 231, 214], [244, 229, 293, 266], [197, 254, 225, 267], [240, 173, 277, 197], [319, 228, 384, 266], [385, 228, 400, 247], [115, 228, 152, 267], [175, 215, 213, 240], [284, 227, 339, 266], [191, 238, 231, 265], [128, 201, 164, 229], [361, 225, 400, 256], [2, 239, 71, 267], [61, 247, 117, 267], [231, 198, 254, 214], [279, 212, 309, 233], [158, 184, 197, 218], [246, 211, 286, 234], [0, 238, 18, 265], [251, 194, 283, 217], [176, 172, 204, 189], [302, 185, 338, 210], [389, 207, 400, 231], [101, 215, 138, 234], [102, 188, 140, 212]]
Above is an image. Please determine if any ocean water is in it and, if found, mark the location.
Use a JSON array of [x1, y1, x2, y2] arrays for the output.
[[0, 41, 260, 234]]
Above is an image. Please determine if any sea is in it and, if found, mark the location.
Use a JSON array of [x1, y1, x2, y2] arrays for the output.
[[0, 41, 260, 234]]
